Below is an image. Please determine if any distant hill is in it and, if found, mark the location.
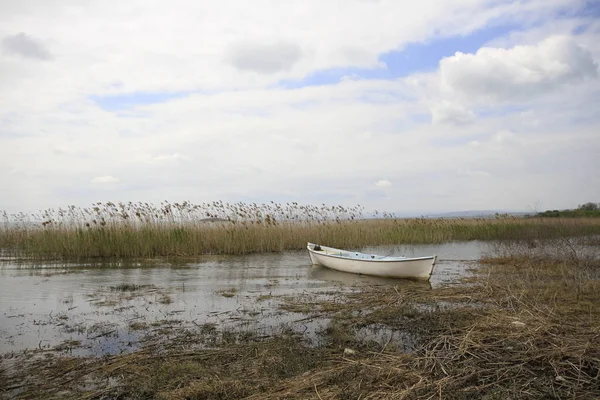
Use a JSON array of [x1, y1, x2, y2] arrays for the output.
[[365, 210, 532, 219], [421, 210, 531, 219]]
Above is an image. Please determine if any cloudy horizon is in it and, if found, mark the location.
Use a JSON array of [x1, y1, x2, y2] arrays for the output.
[[1, 0, 599, 215]]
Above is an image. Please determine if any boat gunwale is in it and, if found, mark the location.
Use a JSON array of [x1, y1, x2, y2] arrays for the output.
[[306, 243, 436, 263]]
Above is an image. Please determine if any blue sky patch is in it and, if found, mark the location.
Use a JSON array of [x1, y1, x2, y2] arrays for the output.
[[279, 1, 599, 91], [565, 0, 600, 18], [91, 91, 191, 112], [572, 0, 600, 34], [379, 23, 520, 77], [279, 22, 521, 89]]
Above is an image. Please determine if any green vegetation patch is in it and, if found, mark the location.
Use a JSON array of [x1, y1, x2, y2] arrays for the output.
[[536, 202, 600, 218]]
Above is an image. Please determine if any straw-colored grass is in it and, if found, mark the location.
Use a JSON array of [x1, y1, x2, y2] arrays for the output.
[[4, 238, 598, 399], [2, 201, 600, 260]]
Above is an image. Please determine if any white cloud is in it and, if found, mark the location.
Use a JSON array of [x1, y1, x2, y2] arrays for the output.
[[52, 145, 73, 155], [0, 0, 582, 99], [152, 153, 189, 162], [226, 42, 303, 74], [375, 180, 391, 187], [430, 101, 474, 125], [1, 32, 52, 60], [492, 130, 520, 146], [0, 1, 599, 214], [440, 35, 598, 104], [91, 176, 119, 184], [457, 169, 491, 177]]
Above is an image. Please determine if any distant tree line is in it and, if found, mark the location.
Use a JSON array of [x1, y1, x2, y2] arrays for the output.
[[536, 202, 600, 217]]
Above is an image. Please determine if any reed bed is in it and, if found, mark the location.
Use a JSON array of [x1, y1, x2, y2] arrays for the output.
[[2, 201, 600, 260]]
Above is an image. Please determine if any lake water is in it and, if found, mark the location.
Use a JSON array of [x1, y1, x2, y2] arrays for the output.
[[0, 241, 488, 356]]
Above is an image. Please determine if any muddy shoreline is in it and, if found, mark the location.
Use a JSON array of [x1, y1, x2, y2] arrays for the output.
[[1, 243, 481, 357]]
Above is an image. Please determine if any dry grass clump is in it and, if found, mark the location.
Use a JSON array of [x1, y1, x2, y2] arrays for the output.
[[2, 201, 600, 260], [0, 366, 7, 398], [257, 240, 600, 399], [217, 288, 238, 298], [3, 331, 328, 400], [404, 243, 600, 399], [109, 283, 153, 291]]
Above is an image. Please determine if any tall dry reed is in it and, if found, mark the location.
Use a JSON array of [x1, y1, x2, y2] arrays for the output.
[[2, 201, 600, 260]]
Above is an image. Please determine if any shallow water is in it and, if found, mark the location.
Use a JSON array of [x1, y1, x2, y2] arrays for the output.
[[0, 242, 487, 356]]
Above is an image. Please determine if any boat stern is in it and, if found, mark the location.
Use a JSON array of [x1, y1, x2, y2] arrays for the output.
[[307, 243, 324, 266], [428, 255, 438, 279]]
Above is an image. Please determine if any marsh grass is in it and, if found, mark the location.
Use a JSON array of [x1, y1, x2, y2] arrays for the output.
[[5, 238, 599, 399], [254, 238, 599, 399], [217, 288, 238, 298], [109, 283, 153, 292], [2, 201, 600, 260], [157, 294, 173, 305], [128, 321, 148, 331]]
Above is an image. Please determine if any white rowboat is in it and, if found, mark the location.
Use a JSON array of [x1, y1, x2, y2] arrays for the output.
[[307, 242, 436, 280]]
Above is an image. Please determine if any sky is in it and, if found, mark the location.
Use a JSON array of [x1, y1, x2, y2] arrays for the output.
[[1, 0, 599, 215]]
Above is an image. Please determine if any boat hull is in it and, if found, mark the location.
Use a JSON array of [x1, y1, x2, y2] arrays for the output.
[[307, 243, 436, 280]]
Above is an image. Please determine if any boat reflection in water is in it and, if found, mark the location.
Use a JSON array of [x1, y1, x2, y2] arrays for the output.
[[308, 264, 432, 289]]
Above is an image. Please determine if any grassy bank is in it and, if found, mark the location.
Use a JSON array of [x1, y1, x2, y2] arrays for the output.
[[536, 209, 600, 218], [535, 202, 600, 218], [2, 201, 600, 259], [3, 238, 599, 399]]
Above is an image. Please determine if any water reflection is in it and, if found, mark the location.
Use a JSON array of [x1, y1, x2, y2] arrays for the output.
[[309, 265, 432, 289], [0, 242, 486, 356]]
